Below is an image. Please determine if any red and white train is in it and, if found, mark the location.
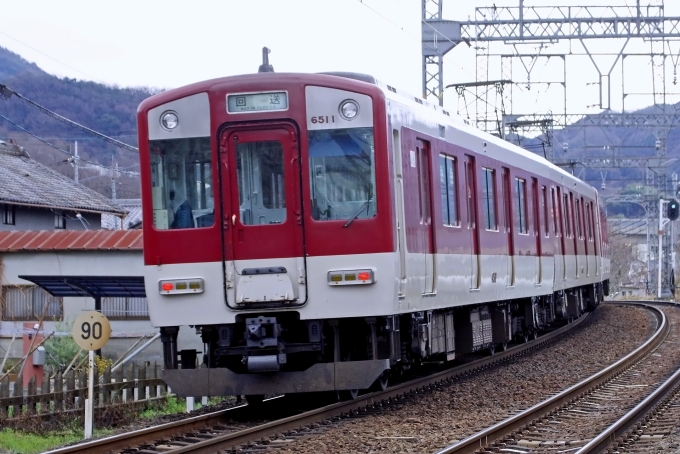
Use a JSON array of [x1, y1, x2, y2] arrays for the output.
[[137, 65, 610, 399]]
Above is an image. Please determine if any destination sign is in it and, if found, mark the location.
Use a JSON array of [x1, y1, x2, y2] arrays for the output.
[[227, 91, 288, 113]]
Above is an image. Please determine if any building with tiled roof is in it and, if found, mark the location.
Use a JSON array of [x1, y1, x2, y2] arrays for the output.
[[0, 139, 126, 231], [102, 199, 142, 230]]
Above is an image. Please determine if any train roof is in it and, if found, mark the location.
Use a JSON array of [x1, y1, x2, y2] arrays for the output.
[[139, 71, 596, 201]]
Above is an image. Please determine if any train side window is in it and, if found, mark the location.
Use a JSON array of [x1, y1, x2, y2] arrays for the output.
[[585, 202, 592, 241], [515, 177, 528, 234], [575, 199, 583, 239], [542, 186, 549, 237], [563, 193, 571, 238], [481, 167, 497, 231], [551, 187, 558, 236], [439, 155, 459, 226]]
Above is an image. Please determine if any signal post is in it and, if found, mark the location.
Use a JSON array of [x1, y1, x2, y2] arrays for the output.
[[72, 311, 111, 439], [659, 199, 679, 299]]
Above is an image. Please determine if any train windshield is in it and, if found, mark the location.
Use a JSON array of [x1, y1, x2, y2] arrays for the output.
[[308, 127, 376, 221], [148, 137, 214, 230]]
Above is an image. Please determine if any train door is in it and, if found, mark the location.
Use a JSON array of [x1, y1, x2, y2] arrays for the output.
[[393, 130, 407, 299], [581, 198, 589, 277], [465, 155, 480, 289], [570, 192, 579, 279], [556, 187, 566, 280], [502, 168, 514, 286], [591, 201, 599, 276], [532, 178, 542, 284], [219, 123, 306, 306], [416, 139, 435, 294]]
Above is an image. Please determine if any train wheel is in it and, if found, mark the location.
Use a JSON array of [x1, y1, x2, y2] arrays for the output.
[[500, 342, 508, 351], [339, 389, 359, 400], [523, 334, 530, 343], [370, 371, 389, 392], [489, 344, 496, 356], [532, 331, 538, 340], [245, 394, 265, 406]]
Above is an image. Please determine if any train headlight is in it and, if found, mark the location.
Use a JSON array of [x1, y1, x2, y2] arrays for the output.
[[338, 100, 359, 120], [327, 269, 375, 286], [159, 278, 204, 294], [160, 111, 179, 130]]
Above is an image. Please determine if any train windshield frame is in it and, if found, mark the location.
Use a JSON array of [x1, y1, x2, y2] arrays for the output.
[[308, 127, 376, 222]]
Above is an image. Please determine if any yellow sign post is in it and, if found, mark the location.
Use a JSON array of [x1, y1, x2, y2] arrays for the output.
[[72, 311, 111, 439]]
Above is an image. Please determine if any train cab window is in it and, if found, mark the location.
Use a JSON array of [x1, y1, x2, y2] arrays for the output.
[[515, 177, 528, 234], [481, 167, 497, 230], [236, 141, 286, 225], [149, 137, 214, 230], [308, 127, 376, 221], [439, 155, 459, 226]]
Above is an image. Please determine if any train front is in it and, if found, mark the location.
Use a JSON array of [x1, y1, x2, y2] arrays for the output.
[[137, 73, 396, 397]]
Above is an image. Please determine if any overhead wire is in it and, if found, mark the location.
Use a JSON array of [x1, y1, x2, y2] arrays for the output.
[[0, 83, 139, 153], [0, 114, 139, 177], [0, 30, 102, 82], [355, 0, 477, 81]]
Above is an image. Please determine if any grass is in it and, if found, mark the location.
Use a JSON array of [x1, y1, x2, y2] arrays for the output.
[[0, 427, 113, 454], [139, 395, 226, 419], [139, 395, 187, 418], [0, 395, 228, 454]]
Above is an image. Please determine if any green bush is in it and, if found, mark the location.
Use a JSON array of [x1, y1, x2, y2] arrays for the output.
[[43, 320, 86, 370]]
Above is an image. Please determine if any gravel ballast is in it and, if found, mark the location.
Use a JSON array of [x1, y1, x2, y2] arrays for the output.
[[269, 304, 654, 454]]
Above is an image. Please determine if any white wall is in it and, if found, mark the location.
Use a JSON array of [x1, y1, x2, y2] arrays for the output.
[[0, 249, 202, 364], [0, 206, 102, 231]]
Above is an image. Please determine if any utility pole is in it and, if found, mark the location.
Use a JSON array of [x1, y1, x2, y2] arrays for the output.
[[74, 141, 79, 184], [111, 161, 117, 202]]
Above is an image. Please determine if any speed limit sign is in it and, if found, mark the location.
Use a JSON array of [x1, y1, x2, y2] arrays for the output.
[[72, 311, 111, 351]]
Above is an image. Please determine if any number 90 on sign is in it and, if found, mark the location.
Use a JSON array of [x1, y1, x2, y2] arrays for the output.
[[72, 311, 111, 351]]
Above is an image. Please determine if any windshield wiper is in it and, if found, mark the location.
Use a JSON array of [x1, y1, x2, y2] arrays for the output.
[[343, 199, 372, 228]]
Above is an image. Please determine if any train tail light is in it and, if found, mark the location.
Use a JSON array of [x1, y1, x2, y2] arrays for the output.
[[327, 269, 375, 286], [159, 278, 205, 295]]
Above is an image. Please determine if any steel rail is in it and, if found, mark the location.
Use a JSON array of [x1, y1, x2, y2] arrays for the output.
[[433, 303, 668, 454], [578, 331, 680, 452], [47, 310, 592, 454], [41, 400, 258, 454]]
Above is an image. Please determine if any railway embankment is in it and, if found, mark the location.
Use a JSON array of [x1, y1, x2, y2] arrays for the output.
[[261, 303, 653, 453]]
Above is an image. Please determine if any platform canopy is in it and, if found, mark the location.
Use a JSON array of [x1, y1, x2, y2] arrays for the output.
[[18, 275, 146, 298]]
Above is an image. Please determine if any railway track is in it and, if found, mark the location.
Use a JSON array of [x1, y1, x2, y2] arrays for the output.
[[46, 309, 593, 454], [434, 302, 677, 454]]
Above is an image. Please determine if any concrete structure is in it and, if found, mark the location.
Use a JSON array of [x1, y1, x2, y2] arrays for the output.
[[0, 230, 201, 366]]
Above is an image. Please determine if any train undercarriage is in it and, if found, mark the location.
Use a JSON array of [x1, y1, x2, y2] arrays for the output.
[[160, 282, 607, 398]]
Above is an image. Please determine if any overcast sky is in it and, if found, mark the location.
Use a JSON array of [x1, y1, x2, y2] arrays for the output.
[[2, 0, 680, 115]]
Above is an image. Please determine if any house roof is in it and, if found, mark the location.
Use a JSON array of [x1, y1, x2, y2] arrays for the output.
[[102, 199, 142, 230], [0, 230, 142, 252], [0, 140, 126, 215]]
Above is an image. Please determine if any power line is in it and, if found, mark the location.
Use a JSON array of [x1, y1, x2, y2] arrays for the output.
[[0, 114, 139, 177], [0, 30, 102, 82], [0, 83, 138, 153]]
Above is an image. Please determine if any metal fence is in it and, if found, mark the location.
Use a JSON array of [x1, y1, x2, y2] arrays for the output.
[[1, 286, 63, 321], [101, 297, 149, 320]]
